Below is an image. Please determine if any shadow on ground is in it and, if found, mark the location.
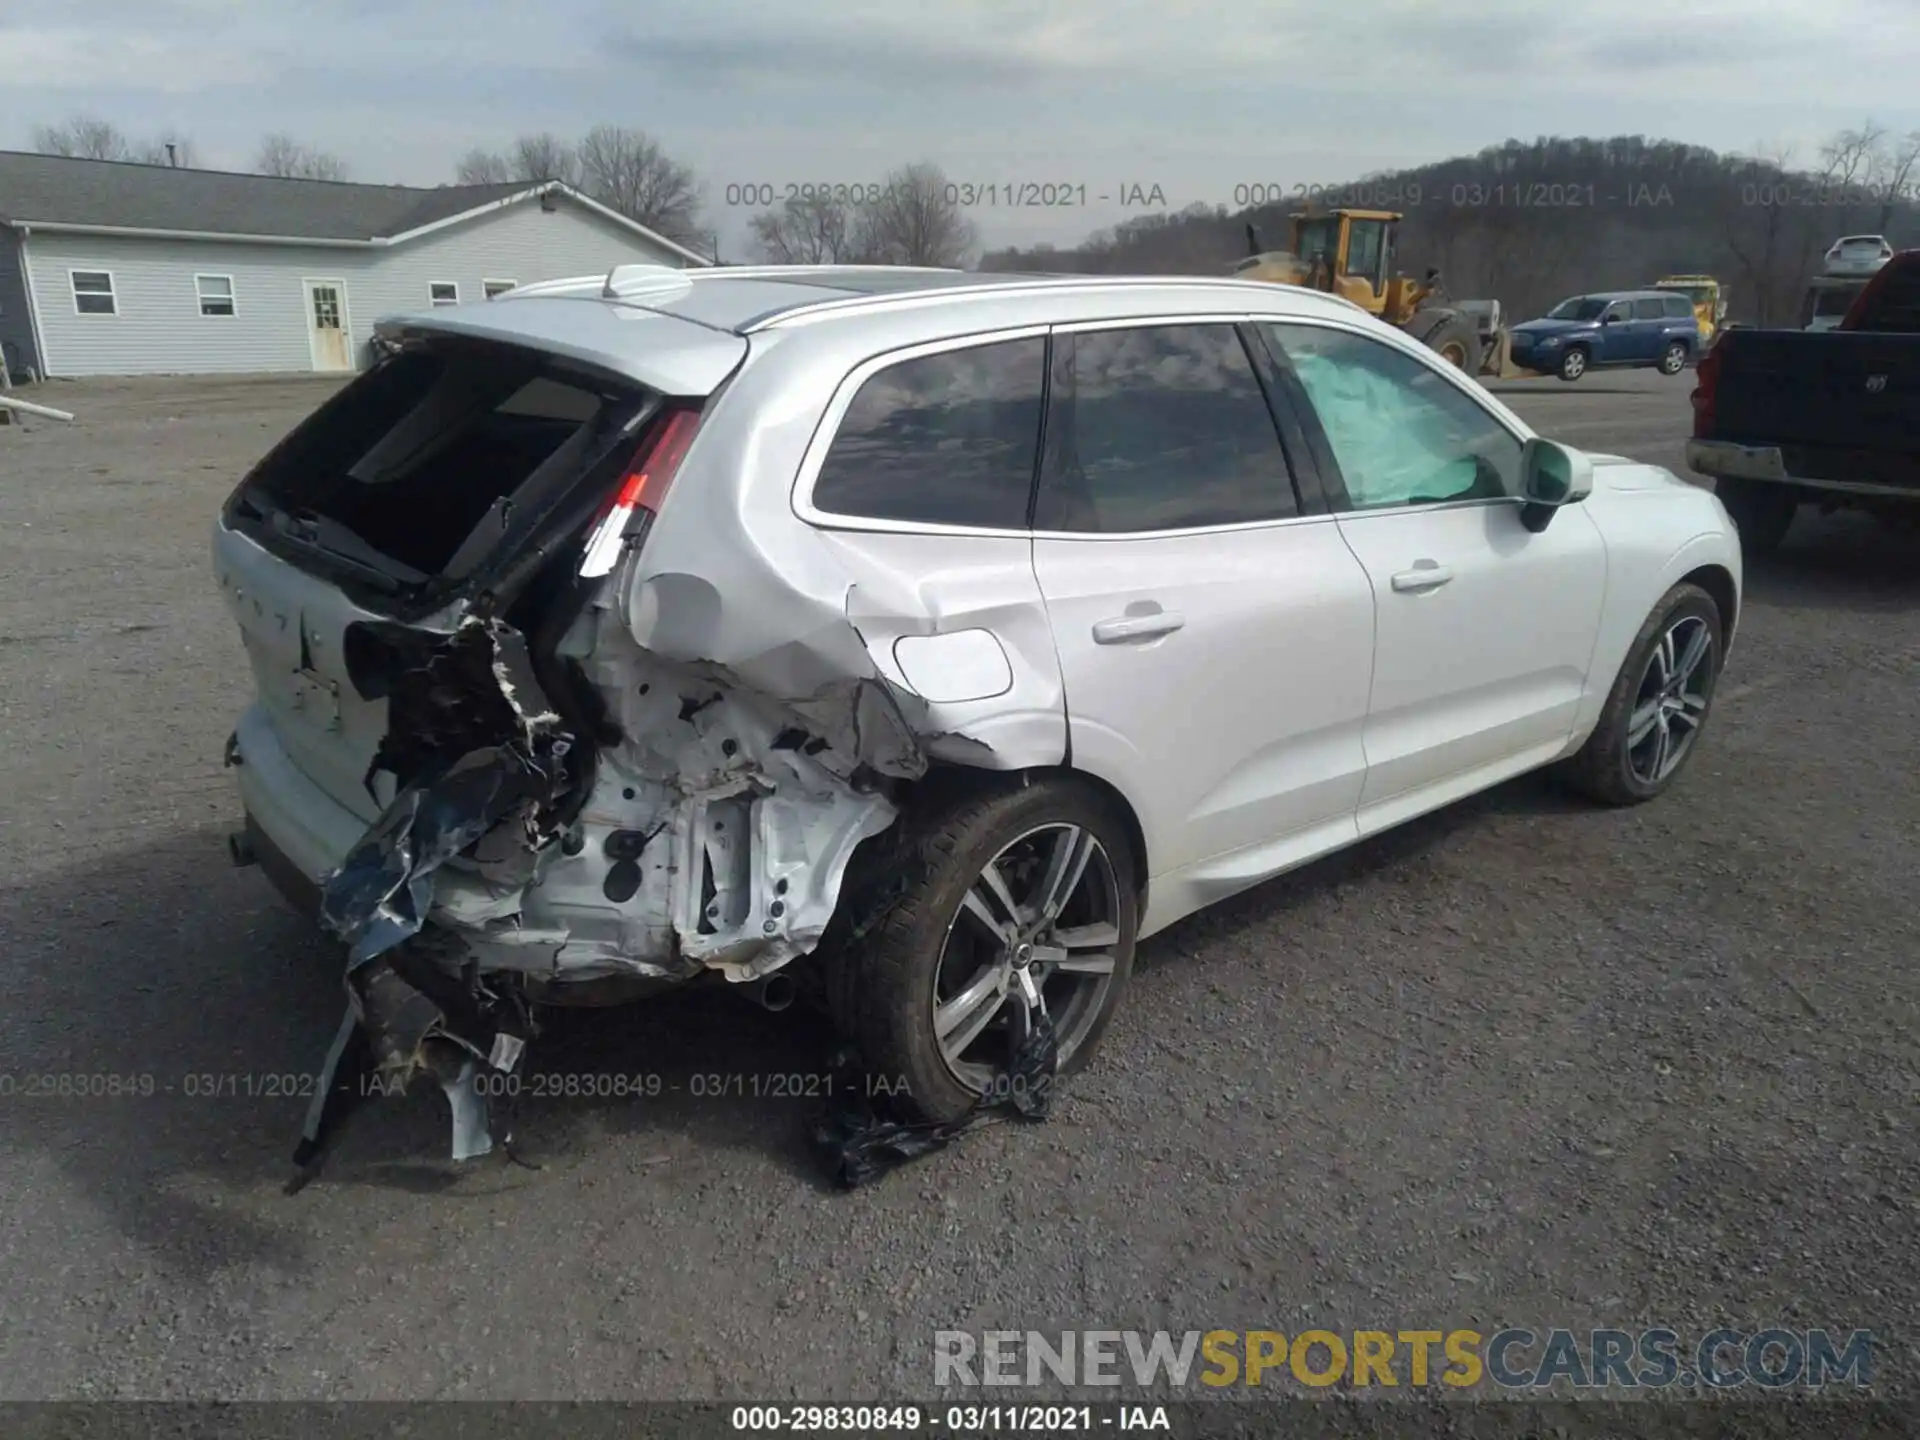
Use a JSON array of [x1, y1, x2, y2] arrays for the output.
[[2, 764, 1588, 1280]]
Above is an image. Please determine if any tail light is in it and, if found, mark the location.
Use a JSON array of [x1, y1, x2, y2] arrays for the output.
[[579, 406, 702, 578], [1690, 337, 1722, 437]]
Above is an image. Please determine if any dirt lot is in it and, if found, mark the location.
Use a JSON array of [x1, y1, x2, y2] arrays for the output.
[[0, 371, 1915, 1402]]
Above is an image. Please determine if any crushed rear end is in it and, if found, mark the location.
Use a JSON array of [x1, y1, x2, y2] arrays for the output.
[[214, 305, 919, 1170]]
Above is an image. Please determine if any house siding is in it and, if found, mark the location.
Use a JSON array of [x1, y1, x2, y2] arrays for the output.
[[0, 228, 40, 378], [25, 195, 697, 378]]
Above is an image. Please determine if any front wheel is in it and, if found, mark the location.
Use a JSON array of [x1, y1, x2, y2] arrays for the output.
[[1557, 346, 1589, 382], [1659, 341, 1689, 375], [840, 779, 1139, 1125], [1560, 583, 1723, 806]]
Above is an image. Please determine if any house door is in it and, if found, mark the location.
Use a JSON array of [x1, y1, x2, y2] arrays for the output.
[[303, 280, 353, 373]]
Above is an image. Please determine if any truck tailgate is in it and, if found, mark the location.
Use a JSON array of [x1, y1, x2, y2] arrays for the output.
[[1712, 331, 1918, 454]]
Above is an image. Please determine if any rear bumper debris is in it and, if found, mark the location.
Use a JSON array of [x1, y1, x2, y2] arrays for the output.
[[283, 602, 910, 1179]]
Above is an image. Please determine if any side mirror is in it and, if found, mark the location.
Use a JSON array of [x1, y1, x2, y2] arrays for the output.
[[1518, 438, 1593, 532]]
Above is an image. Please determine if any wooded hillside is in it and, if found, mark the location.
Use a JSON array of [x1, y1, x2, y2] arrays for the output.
[[979, 132, 1920, 325]]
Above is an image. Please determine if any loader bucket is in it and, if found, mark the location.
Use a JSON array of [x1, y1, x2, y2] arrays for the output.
[[1483, 329, 1532, 380]]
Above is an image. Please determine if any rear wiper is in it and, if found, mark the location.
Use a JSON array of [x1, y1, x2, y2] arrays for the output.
[[268, 527, 403, 594]]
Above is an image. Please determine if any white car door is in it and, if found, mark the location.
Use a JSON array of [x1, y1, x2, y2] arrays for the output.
[[1257, 321, 1608, 835], [1029, 320, 1377, 930]]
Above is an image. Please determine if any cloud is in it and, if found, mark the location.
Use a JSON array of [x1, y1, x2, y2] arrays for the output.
[[0, 27, 276, 93], [0, 0, 1913, 251]]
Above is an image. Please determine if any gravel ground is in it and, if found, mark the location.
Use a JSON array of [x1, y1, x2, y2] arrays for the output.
[[0, 369, 1914, 1403]]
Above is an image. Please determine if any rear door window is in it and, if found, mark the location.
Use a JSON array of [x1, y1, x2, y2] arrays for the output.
[[809, 337, 1045, 529], [1633, 297, 1666, 320], [1033, 323, 1299, 533]]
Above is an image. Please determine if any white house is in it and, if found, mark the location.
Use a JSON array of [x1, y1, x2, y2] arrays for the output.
[[0, 150, 711, 380]]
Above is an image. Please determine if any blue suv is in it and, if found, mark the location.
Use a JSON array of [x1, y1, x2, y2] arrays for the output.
[[1508, 290, 1701, 382]]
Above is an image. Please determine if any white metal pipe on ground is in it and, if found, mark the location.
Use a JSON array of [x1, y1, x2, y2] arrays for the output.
[[0, 396, 74, 422]]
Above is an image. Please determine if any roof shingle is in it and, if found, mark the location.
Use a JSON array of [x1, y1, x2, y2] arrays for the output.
[[0, 150, 533, 240]]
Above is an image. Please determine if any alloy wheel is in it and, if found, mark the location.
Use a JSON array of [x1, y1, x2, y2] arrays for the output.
[[931, 823, 1122, 1091], [1627, 615, 1714, 786]]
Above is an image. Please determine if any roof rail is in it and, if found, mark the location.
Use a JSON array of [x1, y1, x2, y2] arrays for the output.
[[491, 273, 604, 299], [743, 273, 1370, 331]]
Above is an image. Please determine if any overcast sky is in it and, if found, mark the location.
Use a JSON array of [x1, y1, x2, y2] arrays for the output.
[[3, 0, 1917, 256]]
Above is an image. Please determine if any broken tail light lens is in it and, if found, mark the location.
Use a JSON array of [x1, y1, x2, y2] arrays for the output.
[[579, 406, 703, 578]]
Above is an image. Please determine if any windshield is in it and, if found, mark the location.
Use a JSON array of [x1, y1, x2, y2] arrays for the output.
[[1547, 296, 1609, 320], [1293, 218, 1339, 265], [1659, 285, 1714, 307]]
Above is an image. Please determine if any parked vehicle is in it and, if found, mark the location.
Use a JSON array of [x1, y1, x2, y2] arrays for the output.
[[1799, 274, 1872, 331], [1233, 209, 1512, 375], [1688, 248, 1920, 552], [1822, 235, 1895, 277], [1652, 275, 1730, 348], [1509, 290, 1702, 382], [216, 263, 1741, 1157]]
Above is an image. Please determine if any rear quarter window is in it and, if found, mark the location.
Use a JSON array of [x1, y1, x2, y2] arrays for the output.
[[809, 337, 1046, 529], [1664, 295, 1695, 318]]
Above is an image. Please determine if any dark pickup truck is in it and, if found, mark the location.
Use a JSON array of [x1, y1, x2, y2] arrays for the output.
[[1687, 249, 1920, 552]]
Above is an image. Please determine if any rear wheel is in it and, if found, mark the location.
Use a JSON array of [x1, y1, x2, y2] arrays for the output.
[[839, 779, 1139, 1125], [1562, 583, 1723, 806], [1715, 477, 1795, 554], [1659, 340, 1689, 376], [1557, 346, 1589, 382]]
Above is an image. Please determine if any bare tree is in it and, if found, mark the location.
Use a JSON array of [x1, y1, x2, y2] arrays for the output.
[[33, 116, 133, 161], [512, 132, 579, 186], [1873, 130, 1920, 233], [133, 132, 199, 168], [749, 194, 856, 263], [1819, 122, 1886, 194], [255, 133, 350, 182], [576, 125, 703, 245], [850, 162, 977, 267], [455, 148, 512, 185]]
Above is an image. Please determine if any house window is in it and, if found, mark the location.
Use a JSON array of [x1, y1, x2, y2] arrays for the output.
[[71, 271, 117, 316], [483, 279, 517, 299], [429, 282, 459, 306], [196, 274, 236, 317]]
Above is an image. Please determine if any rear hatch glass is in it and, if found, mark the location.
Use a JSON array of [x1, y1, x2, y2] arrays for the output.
[[223, 336, 682, 610]]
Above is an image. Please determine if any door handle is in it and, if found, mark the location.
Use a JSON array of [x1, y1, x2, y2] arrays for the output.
[[1390, 564, 1453, 592], [1092, 611, 1186, 644]]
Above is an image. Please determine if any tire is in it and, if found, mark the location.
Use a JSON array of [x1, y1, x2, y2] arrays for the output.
[[836, 778, 1139, 1125], [1411, 311, 1483, 373], [1658, 340, 1689, 376], [1560, 583, 1723, 806], [1557, 346, 1589, 382], [1714, 476, 1795, 555]]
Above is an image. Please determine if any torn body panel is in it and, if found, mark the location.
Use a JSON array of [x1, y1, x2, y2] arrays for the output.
[[623, 524, 1070, 775], [313, 586, 900, 992]]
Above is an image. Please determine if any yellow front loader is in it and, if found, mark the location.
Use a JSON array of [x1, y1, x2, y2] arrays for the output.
[[1234, 209, 1525, 377]]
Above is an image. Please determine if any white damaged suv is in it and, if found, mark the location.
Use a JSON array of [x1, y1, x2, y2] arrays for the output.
[[216, 264, 1741, 1148]]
